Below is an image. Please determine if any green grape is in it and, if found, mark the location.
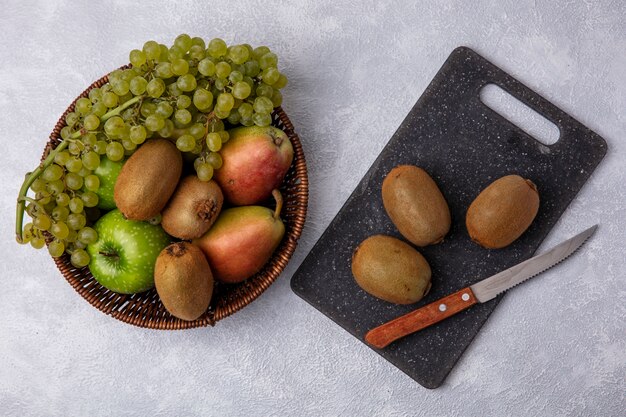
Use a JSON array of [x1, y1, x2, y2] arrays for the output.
[[146, 78, 166, 98], [60, 126, 73, 140], [253, 112, 272, 127], [82, 133, 97, 146], [193, 88, 213, 110], [109, 70, 123, 83], [65, 172, 83, 190], [168, 45, 184, 61], [171, 58, 189, 76], [78, 227, 98, 245], [193, 157, 203, 171], [104, 116, 125, 137], [70, 249, 90, 268], [214, 78, 227, 91], [207, 152, 223, 169], [191, 36, 205, 48], [174, 34, 192, 52], [89, 88, 102, 103], [84, 175, 100, 191], [48, 240, 65, 257], [254, 96, 274, 114], [253, 46, 271, 59], [92, 102, 107, 117], [67, 212, 86, 229], [33, 214, 51, 231], [259, 52, 278, 69], [52, 205, 70, 221], [48, 180, 65, 195], [177, 74, 197, 92], [220, 131, 229, 143], [227, 111, 241, 125], [274, 73, 288, 89], [155, 62, 173, 79], [156, 102, 174, 118], [121, 108, 135, 121], [208, 38, 228, 58], [196, 163, 214, 181], [82, 151, 100, 170], [228, 71, 243, 84], [192, 143, 203, 154], [208, 117, 224, 132], [106, 141, 125, 161], [176, 95, 191, 109], [142, 40, 160, 60], [94, 140, 108, 155], [176, 134, 196, 152], [214, 108, 230, 119], [122, 139, 137, 151], [129, 125, 147, 144], [50, 221, 70, 239], [30, 237, 45, 249], [130, 76, 148, 95], [67, 197, 85, 216], [102, 92, 119, 108], [37, 191, 52, 205], [145, 114, 165, 131], [238, 102, 254, 118], [215, 61, 231, 78], [206, 132, 222, 152], [54, 150, 71, 166], [81, 191, 99, 207], [129, 49, 147, 67], [241, 115, 253, 126], [257, 84, 273, 98], [167, 82, 182, 97], [243, 60, 260, 77], [158, 119, 175, 138], [232, 81, 251, 100], [189, 45, 206, 60], [228, 45, 249, 65], [158, 44, 169, 61], [42, 164, 63, 182], [216, 93, 234, 112], [65, 157, 82, 173], [175, 109, 192, 124], [76, 98, 92, 115], [66, 111, 79, 126], [198, 58, 216, 76], [262, 67, 280, 85], [271, 90, 283, 107], [112, 80, 130, 96], [189, 123, 206, 139], [140, 101, 157, 117], [65, 229, 77, 243], [68, 141, 82, 155]]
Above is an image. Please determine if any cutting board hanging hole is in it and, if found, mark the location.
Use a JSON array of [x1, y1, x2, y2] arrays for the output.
[[480, 84, 561, 146]]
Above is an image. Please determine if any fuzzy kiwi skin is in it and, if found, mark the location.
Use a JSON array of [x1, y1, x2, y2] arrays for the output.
[[114, 139, 182, 221], [351, 235, 432, 305], [161, 177, 224, 240], [154, 242, 213, 321], [466, 175, 540, 249], [382, 165, 451, 247]]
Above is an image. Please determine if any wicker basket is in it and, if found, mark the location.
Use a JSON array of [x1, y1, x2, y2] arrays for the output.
[[41, 69, 308, 329]]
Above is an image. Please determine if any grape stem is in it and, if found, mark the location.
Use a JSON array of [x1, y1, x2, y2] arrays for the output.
[[15, 94, 145, 243]]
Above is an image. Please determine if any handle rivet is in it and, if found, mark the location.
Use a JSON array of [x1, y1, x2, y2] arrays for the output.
[[439, 303, 447, 312], [462, 293, 470, 301]]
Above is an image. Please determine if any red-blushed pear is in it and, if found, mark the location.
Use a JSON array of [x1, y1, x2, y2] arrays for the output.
[[193, 190, 285, 283], [214, 126, 293, 205]]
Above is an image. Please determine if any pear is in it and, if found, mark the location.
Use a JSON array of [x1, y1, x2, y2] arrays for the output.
[[193, 190, 285, 283], [214, 126, 293, 205]]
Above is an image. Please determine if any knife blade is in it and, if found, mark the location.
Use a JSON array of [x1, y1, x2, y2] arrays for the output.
[[365, 225, 597, 349]]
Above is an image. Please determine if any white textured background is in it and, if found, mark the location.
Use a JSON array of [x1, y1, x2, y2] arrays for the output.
[[1, 1, 625, 416]]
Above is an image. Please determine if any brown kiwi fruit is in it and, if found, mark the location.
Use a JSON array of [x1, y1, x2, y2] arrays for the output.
[[351, 235, 432, 304], [382, 165, 451, 246], [161, 176, 224, 240], [154, 242, 213, 321], [466, 174, 539, 249], [114, 139, 182, 221]]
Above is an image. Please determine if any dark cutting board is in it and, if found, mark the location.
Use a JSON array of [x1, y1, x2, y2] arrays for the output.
[[290, 47, 607, 389]]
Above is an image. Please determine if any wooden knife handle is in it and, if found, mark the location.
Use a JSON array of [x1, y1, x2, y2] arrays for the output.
[[365, 287, 478, 349]]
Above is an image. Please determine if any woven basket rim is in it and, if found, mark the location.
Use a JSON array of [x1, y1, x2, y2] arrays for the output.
[[42, 67, 308, 329]]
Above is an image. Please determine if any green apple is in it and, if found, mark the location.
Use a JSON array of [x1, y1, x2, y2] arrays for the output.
[[94, 156, 125, 210], [87, 209, 170, 294]]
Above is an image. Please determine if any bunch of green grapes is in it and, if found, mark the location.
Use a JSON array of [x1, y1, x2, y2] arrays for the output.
[[16, 34, 288, 267]]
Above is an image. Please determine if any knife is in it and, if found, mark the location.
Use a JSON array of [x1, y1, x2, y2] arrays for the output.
[[365, 225, 597, 349]]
